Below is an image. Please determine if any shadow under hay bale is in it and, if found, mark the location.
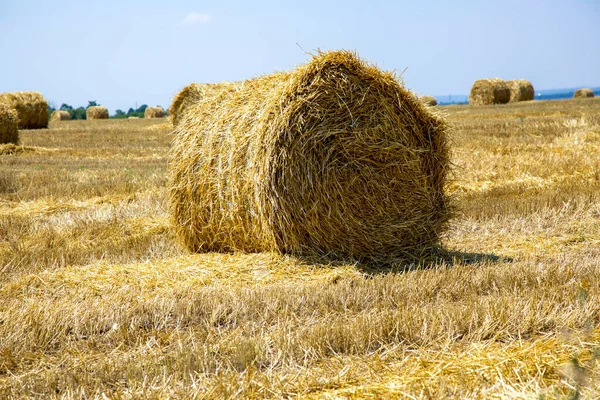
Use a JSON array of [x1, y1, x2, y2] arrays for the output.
[[169, 50, 452, 262], [574, 88, 595, 99], [420, 95, 438, 106], [86, 106, 109, 120], [50, 110, 71, 121], [144, 107, 166, 119], [0, 103, 19, 145], [469, 78, 510, 106], [507, 79, 535, 102], [0, 91, 48, 129]]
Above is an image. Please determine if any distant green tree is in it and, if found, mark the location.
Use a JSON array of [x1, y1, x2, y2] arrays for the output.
[[113, 109, 127, 119], [60, 104, 73, 111], [87, 101, 98, 109], [72, 107, 87, 120]]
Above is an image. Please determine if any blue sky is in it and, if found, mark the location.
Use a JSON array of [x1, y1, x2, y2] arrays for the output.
[[1, 0, 598, 113]]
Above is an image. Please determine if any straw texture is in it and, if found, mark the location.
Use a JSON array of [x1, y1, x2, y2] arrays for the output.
[[574, 88, 595, 98], [169, 83, 233, 126], [145, 106, 166, 118], [169, 50, 452, 261], [50, 110, 71, 121], [420, 95, 438, 106], [469, 78, 510, 106], [0, 91, 48, 129], [0, 103, 19, 144], [507, 80, 535, 102], [86, 106, 109, 120]]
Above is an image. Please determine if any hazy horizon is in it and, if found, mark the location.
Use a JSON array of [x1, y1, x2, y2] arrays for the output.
[[1, 0, 599, 112]]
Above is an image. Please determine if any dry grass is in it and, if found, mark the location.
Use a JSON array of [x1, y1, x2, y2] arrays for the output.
[[170, 50, 451, 260], [0, 98, 600, 398]]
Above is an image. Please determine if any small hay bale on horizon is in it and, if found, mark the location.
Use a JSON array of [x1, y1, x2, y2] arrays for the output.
[[86, 106, 109, 120], [420, 95, 438, 106], [50, 110, 71, 121], [0, 91, 48, 129], [507, 79, 535, 102], [468, 78, 511, 106], [574, 88, 595, 98], [144, 106, 166, 119], [0, 103, 19, 145], [169, 50, 452, 262]]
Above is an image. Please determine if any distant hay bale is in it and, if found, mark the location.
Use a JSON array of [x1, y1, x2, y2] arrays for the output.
[[144, 106, 166, 119], [0, 103, 19, 145], [574, 88, 595, 99], [0, 91, 48, 129], [468, 78, 510, 106], [50, 110, 71, 121], [170, 50, 452, 261], [420, 95, 438, 106], [507, 80, 535, 102], [86, 106, 109, 120], [170, 83, 231, 126]]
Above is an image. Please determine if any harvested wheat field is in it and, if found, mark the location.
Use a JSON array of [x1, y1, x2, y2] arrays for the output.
[[1, 96, 600, 399]]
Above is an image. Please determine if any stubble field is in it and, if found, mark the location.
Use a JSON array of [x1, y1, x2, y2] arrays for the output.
[[1, 98, 600, 399]]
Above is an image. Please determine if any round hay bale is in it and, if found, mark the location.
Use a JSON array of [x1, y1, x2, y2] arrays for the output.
[[420, 95, 438, 106], [144, 106, 166, 119], [169, 50, 452, 261], [507, 79, 534, 102], [468, 78, 510, 106], [50, 110, 71, 121], [170, 83, 232, 126], [86, 106, 109, 120], [0, 103, 19, 145], [0, 91, 48, 129], [574, 88, 595, 99]]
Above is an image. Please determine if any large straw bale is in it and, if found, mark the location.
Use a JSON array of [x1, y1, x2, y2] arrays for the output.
[[420, 95, 438, 106], [468, 78, 510, 106], [50, 110, 71, 121], [0, 103, 19, 144], [0, 91, 48, 129], [169, 50, 452, 261], [507, 80, 535, 102], [86, 106, 109, 120], [574, 88, 595, 99], [144, 106, 166, 119], [170, 83, 231, 126]]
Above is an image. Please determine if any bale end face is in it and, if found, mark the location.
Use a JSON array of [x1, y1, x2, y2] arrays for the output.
[[0, 103, 19, 145], [169, 50, 452, 262], [86, 106, 109, 120], [574, 88, 595, 99]]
